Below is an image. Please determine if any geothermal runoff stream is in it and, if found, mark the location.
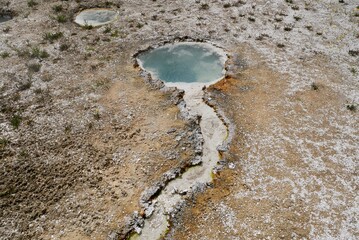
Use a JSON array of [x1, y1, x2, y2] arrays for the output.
[[135, 42, 228, 239]]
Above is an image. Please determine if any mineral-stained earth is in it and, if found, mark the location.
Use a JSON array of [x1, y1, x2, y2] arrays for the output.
[[0, 0, 358, 239]]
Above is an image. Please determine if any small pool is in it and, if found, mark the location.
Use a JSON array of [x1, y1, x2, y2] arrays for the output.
[[74, 9, 118, 27], [0, 15, 12, 23], [137, 42, 227, 84]]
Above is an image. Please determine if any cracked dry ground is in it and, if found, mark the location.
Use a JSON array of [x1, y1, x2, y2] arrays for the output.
[[0, 2, 198, 239], [1, 54, 197, 239], [1, 0, 358, 240]]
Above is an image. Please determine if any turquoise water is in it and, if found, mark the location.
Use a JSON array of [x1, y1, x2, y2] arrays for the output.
[[138, 43, 225, 83]]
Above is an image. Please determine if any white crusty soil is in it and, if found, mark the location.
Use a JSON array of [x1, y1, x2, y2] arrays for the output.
[[0, 0, 357, 239]]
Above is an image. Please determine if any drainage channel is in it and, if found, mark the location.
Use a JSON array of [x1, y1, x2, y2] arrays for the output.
[[132, 42, 228, 239]]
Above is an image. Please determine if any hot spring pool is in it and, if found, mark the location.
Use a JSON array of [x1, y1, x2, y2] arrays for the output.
[[74, 9, 118, 27], [137, 42, 227, 84]]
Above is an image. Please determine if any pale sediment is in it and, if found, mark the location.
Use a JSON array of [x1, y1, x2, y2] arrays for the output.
[[132, 84, 228, 239]]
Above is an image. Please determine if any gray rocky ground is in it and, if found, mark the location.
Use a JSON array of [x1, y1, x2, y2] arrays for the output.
[[0, 0, 358, 239]]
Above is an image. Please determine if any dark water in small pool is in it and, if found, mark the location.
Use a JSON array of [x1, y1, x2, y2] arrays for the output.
[[138, 43, 225, 83], [0, 15, 12, 23]]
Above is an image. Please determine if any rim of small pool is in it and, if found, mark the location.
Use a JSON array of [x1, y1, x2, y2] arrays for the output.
[[135, 42, 228, 88], [74, 8, 119, 27]]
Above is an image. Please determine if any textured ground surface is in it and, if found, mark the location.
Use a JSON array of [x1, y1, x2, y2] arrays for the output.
[[0, 0, 358, 239]]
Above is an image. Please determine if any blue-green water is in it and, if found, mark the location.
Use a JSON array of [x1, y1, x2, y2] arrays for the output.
[[138, 43, 225, 83]]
